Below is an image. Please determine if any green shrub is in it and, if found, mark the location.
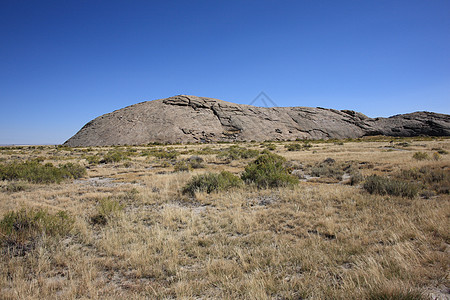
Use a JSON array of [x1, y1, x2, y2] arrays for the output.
[[303, 141, 312, 149], [174, 160, 192, 172], [396, 142, 410, 147], [285, 141, 311, 151], [412, 152, 429, 161], [363, 175, 418, 198], [182, 171, 243, 196], [59, 162, 86, 179], [101, 150, 129, 163], [309, 158, 344, 180], [399, 166, 449, 194], [0, 161, 86, 184], [0, 209, 73, 255], [217, 146, 260, 160], [285, 143, 302, 151], [241, 152, 298, 188], [310, 165, 344, 180], [91, 198, 124, 225], [187, 156, 205, 169], [85, 155, 100, 165], [142, 149, 179, 160], [264, 143, 277, 151], [192, 147, 220, 155]]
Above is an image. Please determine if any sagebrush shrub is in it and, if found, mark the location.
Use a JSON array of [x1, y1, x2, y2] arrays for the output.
[[0, 209, 73, 255], [174, 160, 192, 172], [187, 156, 205, 169], [285, 143, 302, 151], [101, 150, 129, 163], [412, 152, 429, 161], [91, 198, 124, 225], [182, 171, 242, 196], [363, 175, 418, 198], [217, 146, 260, 160], [399, 166, 449, 194], [241, 151, 298, 188], [0, 161, 86, 183]]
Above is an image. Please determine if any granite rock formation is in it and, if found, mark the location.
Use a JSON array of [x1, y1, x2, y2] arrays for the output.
[[64, 95, 450, 146]]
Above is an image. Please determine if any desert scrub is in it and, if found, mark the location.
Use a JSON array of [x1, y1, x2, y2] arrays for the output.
[[309, 158, 344, 181], [412, 152, 429, 161], [174, 160, 192, 172], [91, 198, 125, 225], [241, 151, 298, 188], [174, 156, 205, 172], [100, 150, 130, 163], [264, 143, 277, 151], [141, 149, 178, 160], [182, 171, 243, 196], [187, 156, 205, 169], [399, 165, 449, 194], [0, 160, 86, 183], [363, 175, 418, 198], [0, 208, 73, 256], [2, 181, 29, 192], [285, 141, 312, 151], [217, 145, 260, 160], [84, 155, 100, 165], [285, 143, 303, 151], [192, 146, 221, 155]]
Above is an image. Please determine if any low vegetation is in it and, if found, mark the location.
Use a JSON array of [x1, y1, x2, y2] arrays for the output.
[[182, 171, 242, 196], [217, 145, 260, 160], [100, 150, 130, 163], [309, 158, 345, 181], [0, 138, 448, 299], [363, 175, 418, 198], [0, 160, 86, 183], [0, 208, 73, 256], [412, 151, 429, 161], [241, 151, 298, 188], [91, 198, 125, 225]]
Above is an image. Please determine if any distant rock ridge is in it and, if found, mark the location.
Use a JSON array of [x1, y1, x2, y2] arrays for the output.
[[64, 95, 450, 146]]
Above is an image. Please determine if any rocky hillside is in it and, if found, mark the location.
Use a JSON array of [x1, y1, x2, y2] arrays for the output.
[[64, 95, 450, 146]]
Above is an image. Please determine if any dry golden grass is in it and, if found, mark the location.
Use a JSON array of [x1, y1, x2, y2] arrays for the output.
[[0, 137, 449, 299]]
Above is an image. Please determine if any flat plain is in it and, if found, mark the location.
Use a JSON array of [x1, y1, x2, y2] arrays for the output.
[[0, 137, 449, 299]]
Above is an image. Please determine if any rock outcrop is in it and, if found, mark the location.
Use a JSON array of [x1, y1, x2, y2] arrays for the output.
[[64, 95, 450, 146]]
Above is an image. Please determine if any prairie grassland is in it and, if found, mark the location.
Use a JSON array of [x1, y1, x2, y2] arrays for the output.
[[0, 138, 449, 299]]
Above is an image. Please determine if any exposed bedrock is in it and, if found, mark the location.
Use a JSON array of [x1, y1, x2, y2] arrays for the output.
[[64, 95, 450, 146]]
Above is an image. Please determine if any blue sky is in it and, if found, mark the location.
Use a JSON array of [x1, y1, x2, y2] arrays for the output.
[[1, 0, 449, 144]]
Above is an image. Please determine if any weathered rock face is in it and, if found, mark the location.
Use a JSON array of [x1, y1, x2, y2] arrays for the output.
[[64, 95, 450, 146]]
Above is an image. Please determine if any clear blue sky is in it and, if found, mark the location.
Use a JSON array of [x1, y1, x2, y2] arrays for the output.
[[1, 0, 449, 144]]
